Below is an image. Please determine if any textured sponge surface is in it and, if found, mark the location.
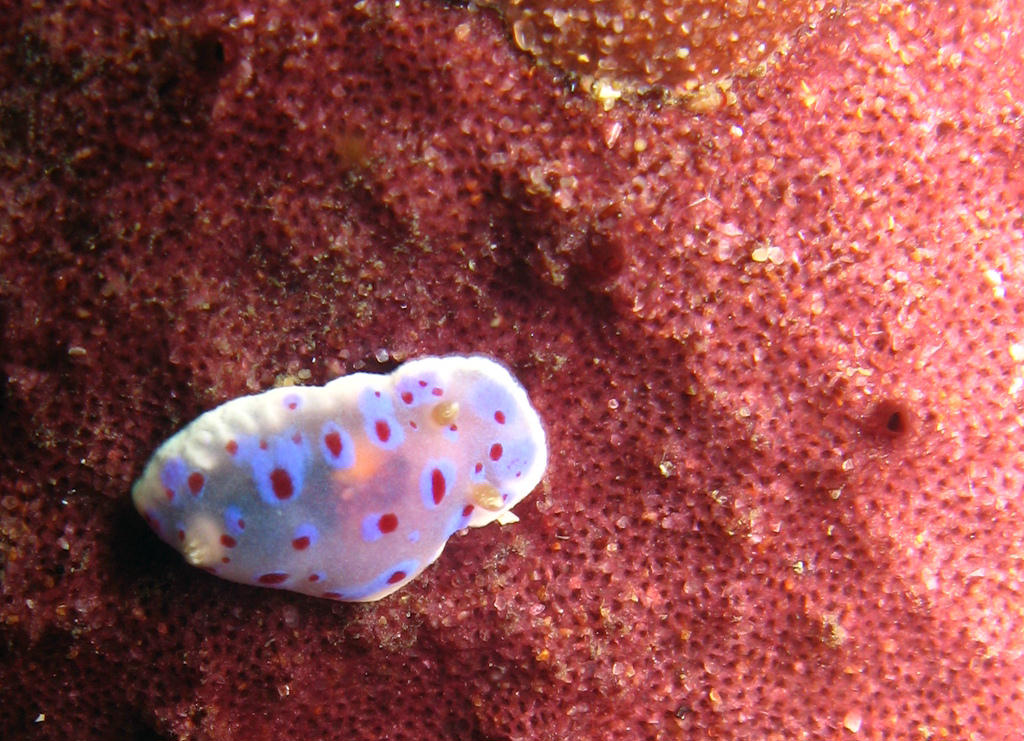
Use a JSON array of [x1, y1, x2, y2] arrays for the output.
[[2, 0, 1023, 739]]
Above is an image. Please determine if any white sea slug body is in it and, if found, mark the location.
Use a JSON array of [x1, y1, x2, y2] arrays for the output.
[[132, 355, 547, 601]]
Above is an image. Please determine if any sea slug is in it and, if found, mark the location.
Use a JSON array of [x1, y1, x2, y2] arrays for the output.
[[132, 355, 547, 601]]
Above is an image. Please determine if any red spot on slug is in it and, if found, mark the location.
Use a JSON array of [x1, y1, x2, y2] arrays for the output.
[[431, 468, 446, 504], [489, 443, 503, 461], [259, 439, 269, 450], [387, 570, 406, 584], [270, 468, 294, 500], [258, 573, 289, 585], [164, 488, 175, 501], [221, 556, 230, 563], [225, 440, 238, 455], [324, 431, 342, 457], [474, 462, 483, 474], [292, 432, 302, 444], [292, 536, 310, 550], [401, 391, 414, 404], [237, 519, 245, 530], [494, 410, 506, 424], [375, 419, 391, 443], [308, 573, 320, 582], [431, 387, 443, 396], [187, 472, 204, 495], [378, 513, 398, 533], [418, 380, 427, 387], [462, 504, 474, 517], [220, 534, 236, 548], [177, 529, 185, 542]]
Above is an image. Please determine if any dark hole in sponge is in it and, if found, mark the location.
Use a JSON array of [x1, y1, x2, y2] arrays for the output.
[[885, 410, 905, 434], [863, 398, 913, 442]]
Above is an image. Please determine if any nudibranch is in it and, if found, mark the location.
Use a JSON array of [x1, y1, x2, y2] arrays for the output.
[[131, 355, 547, 601]]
